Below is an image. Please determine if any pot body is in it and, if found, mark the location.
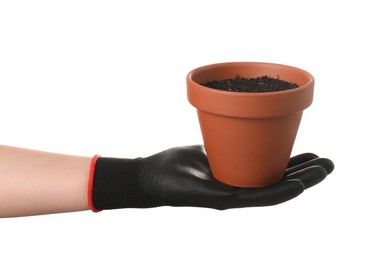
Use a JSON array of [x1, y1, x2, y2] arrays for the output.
[[187, 62, 314, 187]]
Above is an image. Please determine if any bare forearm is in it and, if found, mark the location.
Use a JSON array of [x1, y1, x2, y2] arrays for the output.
[[0, 145, 91, 217]]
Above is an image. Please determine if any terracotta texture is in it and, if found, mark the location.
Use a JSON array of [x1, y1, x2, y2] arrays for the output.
[[187, 62, 314, 187]]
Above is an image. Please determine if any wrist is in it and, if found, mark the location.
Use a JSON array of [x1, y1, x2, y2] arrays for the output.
[[88, 154, 165, 211]]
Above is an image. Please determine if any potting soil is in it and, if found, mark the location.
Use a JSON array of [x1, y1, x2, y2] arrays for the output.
[[201, 75, 299, 93]]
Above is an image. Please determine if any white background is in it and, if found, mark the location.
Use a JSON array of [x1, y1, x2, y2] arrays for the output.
[[1, 0, 391, 259]]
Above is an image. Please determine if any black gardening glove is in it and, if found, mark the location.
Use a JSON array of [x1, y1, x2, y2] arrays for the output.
[[90, 145, 334, 211]]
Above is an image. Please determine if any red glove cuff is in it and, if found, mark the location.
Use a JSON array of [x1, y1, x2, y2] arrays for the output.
[[88, 154, 101, 213]]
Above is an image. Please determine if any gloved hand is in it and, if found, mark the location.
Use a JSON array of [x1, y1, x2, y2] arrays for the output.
[[88, 145, 334, 211]]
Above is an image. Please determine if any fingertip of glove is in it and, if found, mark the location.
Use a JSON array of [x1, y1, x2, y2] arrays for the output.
[[317, 158, 335, 174], [287, 166, 328, 189]]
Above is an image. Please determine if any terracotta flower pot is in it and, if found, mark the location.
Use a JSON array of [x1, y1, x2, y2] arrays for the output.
[[187, 62, 314, 187]]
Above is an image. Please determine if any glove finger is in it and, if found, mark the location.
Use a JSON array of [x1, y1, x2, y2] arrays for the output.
[[283, 165, 327, 189], [218, 179, 305, 209], [285, 157, 334, 176], [287, 153, 319, 168]]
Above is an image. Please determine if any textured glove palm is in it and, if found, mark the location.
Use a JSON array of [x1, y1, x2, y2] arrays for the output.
[[92, 145, 334, 210]]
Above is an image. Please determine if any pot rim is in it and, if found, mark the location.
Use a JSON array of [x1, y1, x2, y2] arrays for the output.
[[187, 61, 315, 118], [187, 61, 314, 97]]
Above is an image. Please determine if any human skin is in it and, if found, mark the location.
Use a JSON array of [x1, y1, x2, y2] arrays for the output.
[[0, 145, 90, 218]]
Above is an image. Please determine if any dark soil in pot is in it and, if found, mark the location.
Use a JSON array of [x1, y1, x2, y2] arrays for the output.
[[201, 75, 299, 93]]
